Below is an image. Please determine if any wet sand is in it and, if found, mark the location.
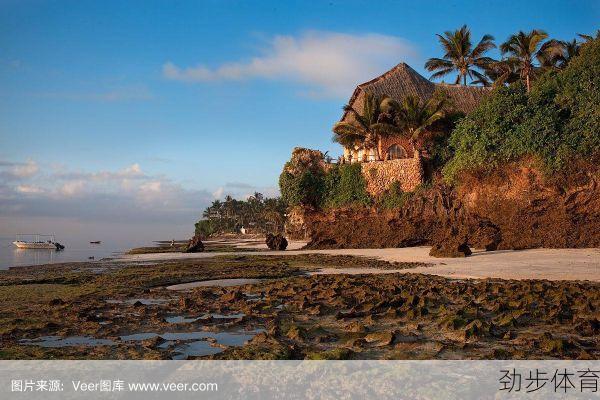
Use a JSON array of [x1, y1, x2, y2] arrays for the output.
[[119, 242, 600, 282]]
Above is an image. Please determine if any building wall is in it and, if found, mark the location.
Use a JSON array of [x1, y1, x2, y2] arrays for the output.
[[378, 136, 414, 160], [343, 136, 414, 163], [361, 153, 423, 196]]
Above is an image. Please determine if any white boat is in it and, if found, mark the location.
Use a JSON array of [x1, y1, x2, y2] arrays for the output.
[[12, 234, 63, 250]]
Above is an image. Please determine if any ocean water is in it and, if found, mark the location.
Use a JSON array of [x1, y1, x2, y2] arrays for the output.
[[0, 236, 152, 270]]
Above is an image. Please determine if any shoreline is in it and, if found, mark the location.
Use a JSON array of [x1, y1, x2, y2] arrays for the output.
[[118, 240, 600, 282]]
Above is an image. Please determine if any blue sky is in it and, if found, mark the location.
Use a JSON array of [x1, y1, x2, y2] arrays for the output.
[[0, 0, 598, 240]]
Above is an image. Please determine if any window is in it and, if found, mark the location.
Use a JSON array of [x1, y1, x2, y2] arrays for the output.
[[387, 144, 407, 159]]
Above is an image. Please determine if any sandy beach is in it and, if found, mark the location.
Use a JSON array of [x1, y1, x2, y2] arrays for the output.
[[118, 240, 600, 282]]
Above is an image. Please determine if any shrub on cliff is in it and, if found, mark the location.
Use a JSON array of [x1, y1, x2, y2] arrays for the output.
[[279, 167, 326, 207], [554, 37, 600, 160], [279, 149, 372, 208], [323, 164, 371, 208], [377, 182, 412, 210], [443, 38, 600, 182], [279, 148, 328, 207]]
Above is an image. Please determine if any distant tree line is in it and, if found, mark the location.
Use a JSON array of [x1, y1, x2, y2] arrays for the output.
[[195, 193, 287, 237]]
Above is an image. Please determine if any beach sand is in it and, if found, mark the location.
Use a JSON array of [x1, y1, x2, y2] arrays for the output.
[[118, 240, 600, 282]]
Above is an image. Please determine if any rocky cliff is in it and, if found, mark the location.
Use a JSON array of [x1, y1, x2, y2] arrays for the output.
[[291, 161, 600, 251]]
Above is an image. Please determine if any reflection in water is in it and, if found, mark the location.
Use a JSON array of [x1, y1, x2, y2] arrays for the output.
[[13, 248, 56, 266]]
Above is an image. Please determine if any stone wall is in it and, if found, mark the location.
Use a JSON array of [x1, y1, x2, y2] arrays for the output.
[[361, 154, 423, 195]]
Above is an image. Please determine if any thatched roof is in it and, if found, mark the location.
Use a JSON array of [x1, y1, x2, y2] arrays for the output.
[[340, 63, 490, 122]]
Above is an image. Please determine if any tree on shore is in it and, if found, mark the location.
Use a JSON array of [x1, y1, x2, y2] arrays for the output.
[[425, 25, 495, 86], [196, 193, 287, 236]]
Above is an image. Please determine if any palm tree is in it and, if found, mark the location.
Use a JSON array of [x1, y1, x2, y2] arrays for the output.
[[476, 58, 520, 87], [203, 199, 223, 219], [554, 39, 580, 68], [332, 93, 401, 161], [391, 92, 448, 156], [578, 30, 600, 42], [425, 25, 495, 86], [499, 29, 560, 91]]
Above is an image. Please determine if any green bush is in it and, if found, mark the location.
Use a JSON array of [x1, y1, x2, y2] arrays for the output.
[[443, 38, 600, 182], [279, 164, 326, 207], [323, 164, 371, 208], [443, 84, 531, 181], [377, 182, 412, 210], [279, 161, 371, 209], [195, 219, 217, 237], [554, 38, 600, 161]]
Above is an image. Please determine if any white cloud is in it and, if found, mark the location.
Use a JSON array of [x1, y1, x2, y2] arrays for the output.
[[212, 187, 225, 199], [59, 180, 86, 197], [163, 31, 418, 97], [9, 160, 40, 179], [16, 185, 43, 194], [139, 180, 162, 193]]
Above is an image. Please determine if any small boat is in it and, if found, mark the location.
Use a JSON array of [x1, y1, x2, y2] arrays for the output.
[[90, 241, 102, 244], [13, 234, 64, 250]]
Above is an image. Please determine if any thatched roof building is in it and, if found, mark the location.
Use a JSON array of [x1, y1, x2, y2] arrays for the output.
[[341, 62, 489, 123], [339, 63, 490, 163]]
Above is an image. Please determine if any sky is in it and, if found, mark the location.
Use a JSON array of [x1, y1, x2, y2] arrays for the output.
[[1, 0, 598, 241]]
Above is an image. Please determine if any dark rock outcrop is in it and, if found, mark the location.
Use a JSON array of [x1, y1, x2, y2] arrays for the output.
[[429, 241, 472, 258], [266, 234, 288, 250], [185, 235, 204, 253]]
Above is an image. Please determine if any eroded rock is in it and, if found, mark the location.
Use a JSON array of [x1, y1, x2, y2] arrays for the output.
[[185, 235, 204, 253], [266, 234, 288, 251]]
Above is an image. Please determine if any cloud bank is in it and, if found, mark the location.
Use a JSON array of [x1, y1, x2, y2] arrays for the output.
[[163, 31, 417, 97], [0, 160, 213, 227], [0, 159, 280, 240]]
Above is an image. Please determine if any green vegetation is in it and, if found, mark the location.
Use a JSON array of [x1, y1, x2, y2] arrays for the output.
[[426, 25, 587, 88], [195, 193, 287, 237], [332, 93, 401, 161], [377, 182, 413, 210], [332, 91, 452, 163], [323, 164, 371, 208], [279, 167, 326, 208], [280, 161, 371, 209], [443, 38, 600, 182], [278, 29, 600, 213]]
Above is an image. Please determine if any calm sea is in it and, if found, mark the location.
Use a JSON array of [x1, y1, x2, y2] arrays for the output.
[[0, 236, 153, 270]]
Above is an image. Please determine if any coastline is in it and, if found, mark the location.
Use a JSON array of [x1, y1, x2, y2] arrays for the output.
[[120, 239, 600, 282]]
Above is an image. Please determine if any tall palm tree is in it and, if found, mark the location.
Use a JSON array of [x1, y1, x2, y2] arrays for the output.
[[332, 93, 401, 161], [500, 29, 559, 91], [425, 25, 495, 86], [391, 92, 448, 156]]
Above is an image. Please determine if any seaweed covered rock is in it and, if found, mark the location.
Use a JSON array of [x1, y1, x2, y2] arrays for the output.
[[185, 235, 204, 253], [266, 233, 288, 250]]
